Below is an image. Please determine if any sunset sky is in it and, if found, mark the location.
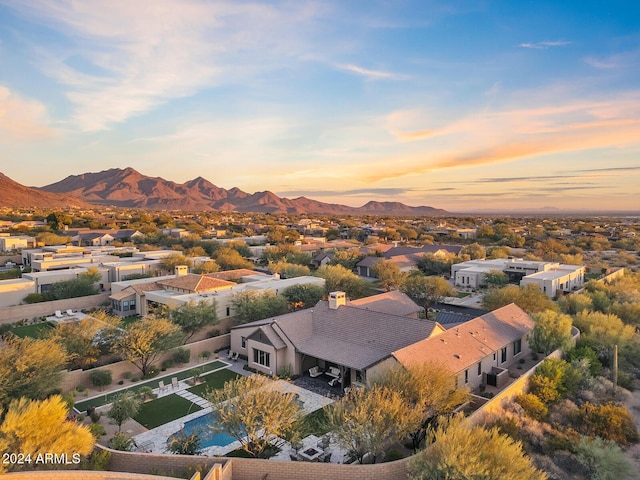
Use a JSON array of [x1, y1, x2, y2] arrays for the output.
[[1, 0, 639, 212]]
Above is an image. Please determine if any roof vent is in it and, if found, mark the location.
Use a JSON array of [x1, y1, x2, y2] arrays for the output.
[[454, 354, 461, 359]]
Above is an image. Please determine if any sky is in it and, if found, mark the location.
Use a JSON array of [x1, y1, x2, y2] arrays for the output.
[[0, 0, 639, 213]]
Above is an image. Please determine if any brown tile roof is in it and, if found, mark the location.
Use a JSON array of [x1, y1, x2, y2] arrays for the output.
[[299, 302, 442, 369], [232, 291, 444, 370], [110, 287, 136, 301], [393, 303, 534, 373], [206, 269, 262, 280], [129, 281, 162, 295], [157, 274, 235, 293], [349, 291, 422, 317]]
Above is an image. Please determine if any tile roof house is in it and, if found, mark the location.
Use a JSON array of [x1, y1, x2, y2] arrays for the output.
[[393, 303, 534, 389], [231, 295, 535, 393], [230, 291, 445, 389], [357, 244, 464, 277]]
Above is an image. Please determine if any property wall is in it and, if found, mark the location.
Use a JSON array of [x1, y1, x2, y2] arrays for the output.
[[0, 293, 110, 325], [103, 445, 411, 480], [3, 471, 187, 480], [466, 349, 563, 426], [60, 334, 231, 393]]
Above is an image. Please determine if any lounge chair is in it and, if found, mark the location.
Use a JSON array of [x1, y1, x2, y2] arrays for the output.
[[328, 376, 341, 387], [309, 366, 323, 378], [232, 352, 239, 361], [55, 310, 64, 318], [66, 309, 75, 316], [327, 367, 341, 378], [227, 350, 235, 360], [158, 380, 167, 392], [171, 377, 179, 389]]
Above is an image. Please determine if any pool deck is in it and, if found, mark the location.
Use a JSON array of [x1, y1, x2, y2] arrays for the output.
[[132, 375, 334, 458]]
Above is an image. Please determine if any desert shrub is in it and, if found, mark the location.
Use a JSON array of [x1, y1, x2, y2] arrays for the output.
[[80, 450, 111, 471], [384, 449, 405, 462], [575, 436, 635, 479], [162, 359, 174, 369], [548, 399, 578, 426], [277, 364, 293, 379], [90, 411, 101, 423], [90, 369, 112, 389], [167, 432, 202, 455], [109, 432, 137, 451], [142, 365, 159, 379], [515, 393, 548, 421], [137, 386, 155, 401], [566, 346, 602, 377], [173, 348, 191, 364], [88, 423, 106, 438], [572, 403, 639, 446], [529, 375, 561, 404]]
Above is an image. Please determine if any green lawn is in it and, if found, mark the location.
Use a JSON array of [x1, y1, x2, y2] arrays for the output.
[[10, 322, 55, 339], [133, 394, 203, 429], [186, 369, 240, 398], [74, 360, 226, 412]]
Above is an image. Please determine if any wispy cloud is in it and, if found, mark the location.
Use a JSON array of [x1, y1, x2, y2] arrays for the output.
[[277, 187, 415, 198], [519, 40, 572, 49], [585, 50, 639, 69], [335, 63, 403, 80], [0, 85, 54, 142], [362, 91, 640, 182], [4, 0, 328, 131]]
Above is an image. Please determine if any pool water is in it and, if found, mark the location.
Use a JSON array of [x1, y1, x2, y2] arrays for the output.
[[170, 412, 236, 448]]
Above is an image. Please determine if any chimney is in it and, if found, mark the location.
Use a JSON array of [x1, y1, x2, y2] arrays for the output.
[[328, 291, 346, 310], [175, 265, 188, 276]]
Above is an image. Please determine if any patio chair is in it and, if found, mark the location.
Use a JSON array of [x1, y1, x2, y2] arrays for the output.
[[158, 380, 167, 392], [55, 310, 64, 318], [226, 350, 235, 360], [289, 454, 299, 461], [66, 309, 75, 316], [171, 377, 179, 389], [232, 352, 239, 361], [323, 453, 332, 463], [309, 366, 323, 378], [328, 376, 341, 387]]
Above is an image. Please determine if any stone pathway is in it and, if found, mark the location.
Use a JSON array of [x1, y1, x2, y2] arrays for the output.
[[176, 388, 210, 409]]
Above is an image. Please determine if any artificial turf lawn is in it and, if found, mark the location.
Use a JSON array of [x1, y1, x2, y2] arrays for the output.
[[74, 360, 226, 411], [186, 368, 240, 398], [10, 322, 55, 339], [133, 394, 203, 429]]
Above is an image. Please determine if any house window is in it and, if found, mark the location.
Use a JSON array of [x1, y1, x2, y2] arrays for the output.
[[241, 336, 247, 349], [123, 300, 129, 311], [464, 369, 469, 384], [493, 352, 496, 361], [253, 349, 270, 368], [130, 299, 136, 310], [477, 362, 482, 376], [226, 306, 231, 317], [513, 339, 522, 356], [501, 347, 507, 364]]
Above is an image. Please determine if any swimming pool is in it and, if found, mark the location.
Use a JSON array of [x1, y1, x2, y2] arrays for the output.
[[170, 412, 236, 449]]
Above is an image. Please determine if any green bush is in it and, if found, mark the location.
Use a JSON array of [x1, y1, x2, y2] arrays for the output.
[[88, 423, 106, 439], [575, 436, 635, 480], [384, 449, 405, 462], [515, 393, 548, 421], [90, 411, 101, 423], [109, 432, 137, 451], [81, 450, 111, 470], [143, 365, 159, 379], [173, 348, 191, 364], [90, 369, 113, 389], [162, 359, 174, 369]]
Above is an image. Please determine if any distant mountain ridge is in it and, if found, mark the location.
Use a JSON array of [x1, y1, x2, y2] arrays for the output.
[[4, 167, 448, 215], [0, 173, 91, 209]]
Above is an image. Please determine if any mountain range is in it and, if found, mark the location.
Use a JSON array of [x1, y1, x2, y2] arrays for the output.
[[1, 168, 448, 215]]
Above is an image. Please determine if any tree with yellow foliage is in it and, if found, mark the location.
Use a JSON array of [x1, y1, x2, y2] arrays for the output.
[[0, 337, 67, 409], [114, 317, 182, 376], [0, 395, 94, 472]]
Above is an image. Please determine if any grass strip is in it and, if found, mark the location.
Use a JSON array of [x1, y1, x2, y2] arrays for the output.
[[133, 394, 203, 429]]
